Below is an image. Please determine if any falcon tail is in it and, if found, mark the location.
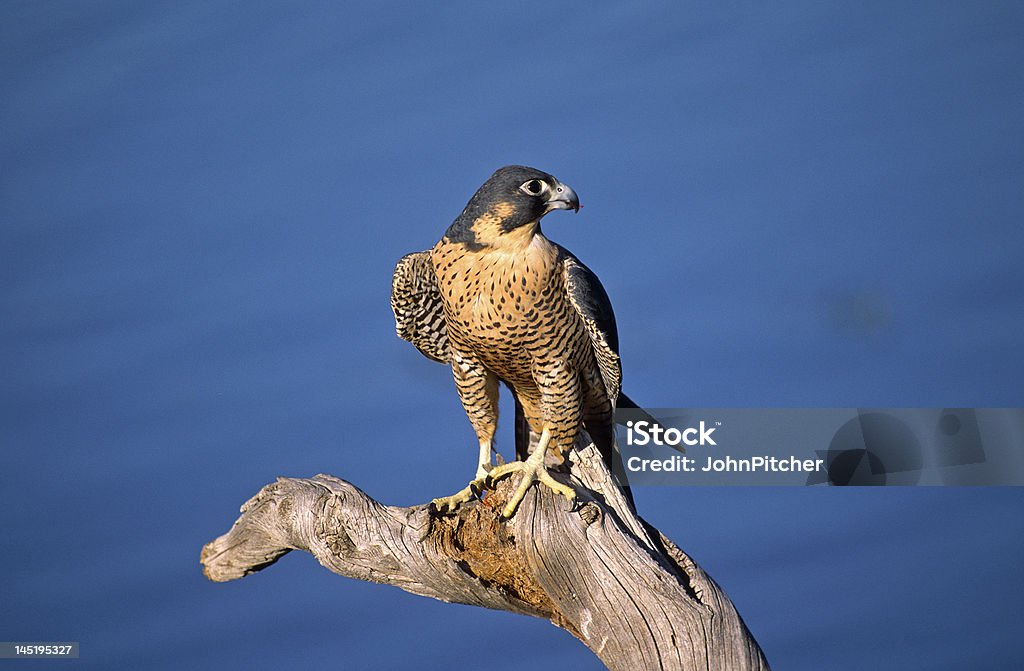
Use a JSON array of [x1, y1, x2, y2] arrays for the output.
[[616, 391, 655, 424]]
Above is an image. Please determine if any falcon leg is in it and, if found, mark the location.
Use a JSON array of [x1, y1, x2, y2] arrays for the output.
[[475, 439, 493, 481], [486, 427, 576, 518], [430, 440, 493, 514], [430, 354, 501, 515]]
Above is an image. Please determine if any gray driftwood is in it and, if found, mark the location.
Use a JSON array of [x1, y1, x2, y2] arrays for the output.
[[201, 442, 770, 670]]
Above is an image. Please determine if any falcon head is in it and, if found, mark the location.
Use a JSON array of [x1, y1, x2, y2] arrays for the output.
[[453, 165, 580, 240]]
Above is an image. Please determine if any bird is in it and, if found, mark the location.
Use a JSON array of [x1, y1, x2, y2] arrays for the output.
[[391, 165, 635, 518]]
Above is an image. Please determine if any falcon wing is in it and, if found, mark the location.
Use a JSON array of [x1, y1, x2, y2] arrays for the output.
[[391, 251, 450, 363], [560, 247, 622, 405]]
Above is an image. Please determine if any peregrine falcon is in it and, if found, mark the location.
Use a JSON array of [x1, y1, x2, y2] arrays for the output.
[[392, 165, 630, 517]]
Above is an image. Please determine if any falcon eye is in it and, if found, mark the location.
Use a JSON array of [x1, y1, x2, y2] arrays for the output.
[[519, 179, 547, 196]]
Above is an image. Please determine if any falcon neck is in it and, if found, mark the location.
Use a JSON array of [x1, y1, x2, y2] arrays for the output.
[[444, 206, 543, 253]]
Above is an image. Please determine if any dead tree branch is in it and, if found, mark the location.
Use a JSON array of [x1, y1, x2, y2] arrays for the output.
[[201, 444, 770, 670]]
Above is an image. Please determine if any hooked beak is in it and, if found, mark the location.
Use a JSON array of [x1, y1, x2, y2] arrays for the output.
[[545, 181, 580, 213]]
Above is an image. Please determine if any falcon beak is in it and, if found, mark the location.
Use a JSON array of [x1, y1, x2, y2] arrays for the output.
[[545, 181, 580, 213]]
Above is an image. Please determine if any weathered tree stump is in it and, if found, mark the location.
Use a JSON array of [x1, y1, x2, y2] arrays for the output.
[[201, 443, 770, 670]]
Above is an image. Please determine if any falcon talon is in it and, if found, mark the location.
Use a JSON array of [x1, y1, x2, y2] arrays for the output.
[[428, 499, 450, 516], [469, 477, 489, 499], [430, 483, 478, 515]]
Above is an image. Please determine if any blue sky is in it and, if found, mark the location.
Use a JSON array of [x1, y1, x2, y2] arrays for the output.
[[2, 2, 1023, 669]]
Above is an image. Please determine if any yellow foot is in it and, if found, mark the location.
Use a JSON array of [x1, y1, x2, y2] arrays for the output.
[[430, 476, 488, 515], [487, 454, 576, 518]]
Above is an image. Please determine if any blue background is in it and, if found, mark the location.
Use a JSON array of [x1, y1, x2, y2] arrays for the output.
[[3, 1, 1023, 669]]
